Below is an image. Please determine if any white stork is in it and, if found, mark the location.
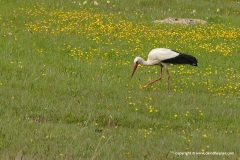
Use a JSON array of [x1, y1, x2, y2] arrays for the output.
[[131, 48, 198, 90]]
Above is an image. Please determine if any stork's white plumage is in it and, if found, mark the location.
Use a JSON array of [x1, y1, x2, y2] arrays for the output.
[[131, 48, 198, 90]]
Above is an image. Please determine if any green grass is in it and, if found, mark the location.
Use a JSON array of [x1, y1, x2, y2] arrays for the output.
[[0, 0, 240, 159]]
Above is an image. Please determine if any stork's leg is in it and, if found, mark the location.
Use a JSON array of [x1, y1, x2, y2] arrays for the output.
[[144, 66, 163, 87], [166, 67, 170, 90]]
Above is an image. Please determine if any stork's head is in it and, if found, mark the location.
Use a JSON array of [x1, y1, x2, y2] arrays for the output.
[[131, 57, 143, 78]]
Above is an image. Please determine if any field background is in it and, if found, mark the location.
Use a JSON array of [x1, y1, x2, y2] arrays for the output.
[[0, 0, 239, 159]]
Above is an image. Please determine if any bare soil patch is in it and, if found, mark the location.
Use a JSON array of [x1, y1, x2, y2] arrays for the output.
[[154, 17, 207, 25]]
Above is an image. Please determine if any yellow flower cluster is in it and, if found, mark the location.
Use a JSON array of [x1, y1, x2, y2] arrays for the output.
[[23, 5, 240, 100]]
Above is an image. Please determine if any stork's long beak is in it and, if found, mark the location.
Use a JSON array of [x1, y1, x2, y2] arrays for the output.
[[131, 63, 138, 78]]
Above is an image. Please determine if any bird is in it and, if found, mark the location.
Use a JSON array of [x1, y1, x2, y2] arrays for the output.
[[131, 48, 198, 90]]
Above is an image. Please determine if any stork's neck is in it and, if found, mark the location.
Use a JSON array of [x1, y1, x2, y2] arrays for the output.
[[138, 57, 156, 66]]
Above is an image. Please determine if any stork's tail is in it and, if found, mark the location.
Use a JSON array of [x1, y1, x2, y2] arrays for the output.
[[162, 51, 198, 66], [178, 54, 198, 66]]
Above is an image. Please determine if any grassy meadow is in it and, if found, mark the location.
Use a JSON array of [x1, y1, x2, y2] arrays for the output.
[[0, 0, 240, 159]]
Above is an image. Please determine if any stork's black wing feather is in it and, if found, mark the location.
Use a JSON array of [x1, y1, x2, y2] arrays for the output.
[[162, 50, 198, 66]]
